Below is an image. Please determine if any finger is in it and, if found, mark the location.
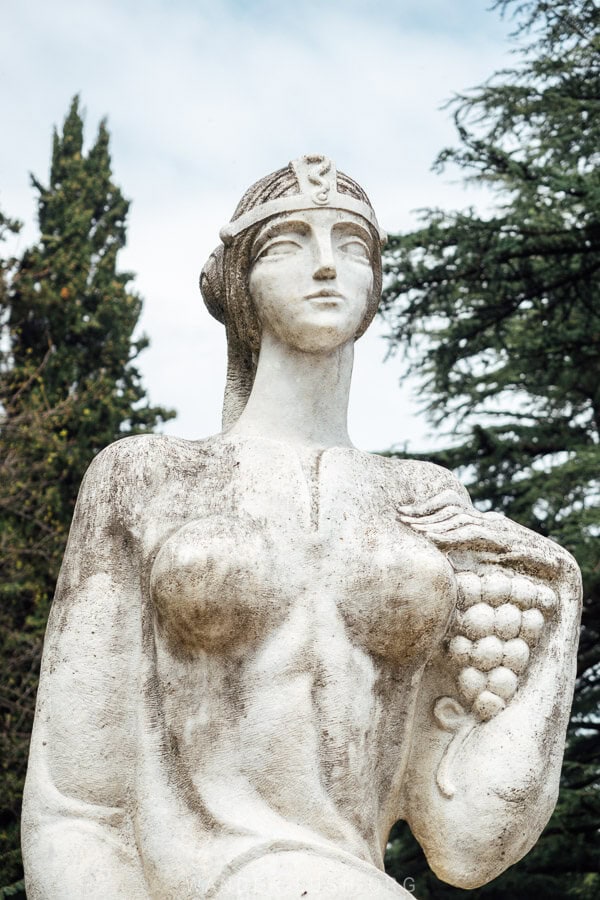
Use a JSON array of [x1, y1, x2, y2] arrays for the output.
[[417, 525, 512, 553], [483, 511, 506, 523], [494, 549, 561, 580], [396, 490, 469, 518], [408, 513, 486, 534], [398, 504, 478, 525]]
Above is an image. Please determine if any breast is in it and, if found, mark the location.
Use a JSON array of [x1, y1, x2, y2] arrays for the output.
[[150, 503, 456, 668], [148, 442, 456, 663], [150, 513, 289, 655], [333, 527, 457, 666]]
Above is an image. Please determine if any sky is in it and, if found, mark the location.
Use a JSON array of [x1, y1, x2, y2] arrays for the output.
[[0, 0, 514, 452]]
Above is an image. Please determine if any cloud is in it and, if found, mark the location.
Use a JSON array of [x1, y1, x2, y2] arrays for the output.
[[1, 0, 511, 450]]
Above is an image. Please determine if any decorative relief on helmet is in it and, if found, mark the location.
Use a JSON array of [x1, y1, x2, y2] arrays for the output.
[[219, 154, 386, 246], [291, 154, 335, 206]]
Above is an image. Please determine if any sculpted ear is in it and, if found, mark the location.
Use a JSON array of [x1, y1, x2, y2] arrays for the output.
[[200, 245, 226, 324]]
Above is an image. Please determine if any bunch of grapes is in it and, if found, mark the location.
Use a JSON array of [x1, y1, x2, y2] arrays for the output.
[[448, 571, 557, 722]]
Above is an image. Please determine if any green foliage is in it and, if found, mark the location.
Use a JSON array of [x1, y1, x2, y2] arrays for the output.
[[0, 880, 25, 900], [0, 97, 174, 889], [382, 1, 600, 895]]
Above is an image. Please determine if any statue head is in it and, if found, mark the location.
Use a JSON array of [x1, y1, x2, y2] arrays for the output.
[[200, 155, 385, 427]]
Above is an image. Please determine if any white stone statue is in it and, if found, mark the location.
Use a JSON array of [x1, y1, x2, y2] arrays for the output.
[[22, 155, 582, 899]]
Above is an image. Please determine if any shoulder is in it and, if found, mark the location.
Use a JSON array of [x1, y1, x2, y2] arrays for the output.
[[86, 432, 188, 471], [377, 454, 472, 509], [76, 434, 216, 528], [83, 433, 214, 487]]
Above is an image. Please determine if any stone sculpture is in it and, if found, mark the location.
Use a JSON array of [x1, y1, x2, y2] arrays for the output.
[[22, 155, 582, 899]]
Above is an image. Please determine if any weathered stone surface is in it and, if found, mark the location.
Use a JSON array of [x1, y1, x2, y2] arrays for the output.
[[22, 155, 582, 898]]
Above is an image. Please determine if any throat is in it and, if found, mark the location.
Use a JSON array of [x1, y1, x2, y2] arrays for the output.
[[226, 333, 356, 450]]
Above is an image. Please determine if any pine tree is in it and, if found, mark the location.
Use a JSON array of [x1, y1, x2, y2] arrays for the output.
[[0, 97, 174, 892], [382, 2, 600, 896]]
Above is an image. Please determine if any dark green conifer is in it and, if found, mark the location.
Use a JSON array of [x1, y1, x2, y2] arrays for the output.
[[383, 2, 600, 896], [0, 97, 174, 893]]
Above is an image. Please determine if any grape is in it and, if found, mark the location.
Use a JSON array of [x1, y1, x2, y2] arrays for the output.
[[458, 666, 487, 702], [456, 572, 482, 610], [460, 603, 495, 639], [520, 608, 544, 645], [502, 638, 530, 674], [473, 690, 506, 721], [471, 635, 504, 671], [481, 571, 512, 608], [447, 570, 546, 725], [511, 576, 537, 610], [494, 603, 522, 640], [487, 666, 518, 701], [449, 635, 473, 667], [537, 585, 557, 614]]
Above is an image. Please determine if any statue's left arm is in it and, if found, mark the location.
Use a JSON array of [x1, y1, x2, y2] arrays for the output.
[[397, 466, 582, 889]]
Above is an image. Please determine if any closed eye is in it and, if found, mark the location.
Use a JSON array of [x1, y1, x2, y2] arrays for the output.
[[338, 238, 370, 261], [256, 238, 303, 260]]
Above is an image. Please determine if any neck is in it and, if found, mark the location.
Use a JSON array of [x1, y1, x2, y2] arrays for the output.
[[226, 331, 354, 449]]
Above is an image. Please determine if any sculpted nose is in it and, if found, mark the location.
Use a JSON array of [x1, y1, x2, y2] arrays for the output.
[[313, 236, 337, 280], [313, 262, 336, 280]]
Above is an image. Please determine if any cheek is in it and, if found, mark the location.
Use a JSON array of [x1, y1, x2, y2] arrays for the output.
[[337, 254, 372, 288], [356, 261, 374, 291], [344, 264, 373, 315], [249, 267, 296, 333], [360, 268, 374, 300], [248, 267, 276, 320], [249, 261, 293, 301], [347, 269, 374, 335]]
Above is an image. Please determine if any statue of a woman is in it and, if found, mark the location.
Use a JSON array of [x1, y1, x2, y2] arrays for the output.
[[22, 156, 582, 899]]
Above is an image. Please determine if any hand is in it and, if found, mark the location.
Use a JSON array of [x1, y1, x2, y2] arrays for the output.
[[397, 489, 564, 579], [398, 489, 512, 554]]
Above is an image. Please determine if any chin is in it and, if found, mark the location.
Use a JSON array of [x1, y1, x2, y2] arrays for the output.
[[285, 315, 361, 353], [292, 332, 356, 354]]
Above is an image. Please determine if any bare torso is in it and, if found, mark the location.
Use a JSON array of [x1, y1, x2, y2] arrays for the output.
[[128, 434, 456, 889]]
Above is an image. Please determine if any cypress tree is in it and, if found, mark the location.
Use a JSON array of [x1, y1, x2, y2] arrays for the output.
[[0, 97, 174, 892], [382, 2, 600, 896]]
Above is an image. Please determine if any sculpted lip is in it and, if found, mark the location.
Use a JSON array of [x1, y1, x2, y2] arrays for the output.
[[304, 289, 344, 300]]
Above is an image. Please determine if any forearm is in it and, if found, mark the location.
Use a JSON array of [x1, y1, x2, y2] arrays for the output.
[[403, 570, 580, 889], [405, 677, 569, 886], [396, 470, 582, 887]]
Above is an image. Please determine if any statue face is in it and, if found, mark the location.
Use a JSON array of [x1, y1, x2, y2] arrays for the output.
[[248, 208, 374, 353]]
